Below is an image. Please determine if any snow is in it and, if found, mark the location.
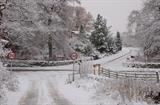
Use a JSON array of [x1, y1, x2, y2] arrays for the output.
[[57, 74, 150, 105], [0, 39, 9, 44], [5, 47, 159, 105], [0, 39, 18, 105], [6, 75, 29, 105], [7, 47, 131, 72], [58, 81, 94, 105], [92, 47, 131, 65]]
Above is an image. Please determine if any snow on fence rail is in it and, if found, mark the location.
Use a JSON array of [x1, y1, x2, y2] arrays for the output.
[[99, 67, 160, 83]]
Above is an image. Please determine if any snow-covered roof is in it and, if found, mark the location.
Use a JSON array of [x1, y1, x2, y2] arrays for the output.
[[71, 31, 79, 35], [72, 31, 92, 35], [0, 39, 9, 44]]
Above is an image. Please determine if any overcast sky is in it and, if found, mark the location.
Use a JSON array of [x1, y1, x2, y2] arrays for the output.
[[81, 0, 145, 33]]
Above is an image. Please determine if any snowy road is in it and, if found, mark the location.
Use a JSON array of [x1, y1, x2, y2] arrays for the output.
[[102, 51, 131, 71], [7, 71, 74, 105], [6, 48, 141, 105], [6, 48, 131, 72], [101, 48, 140, 71]]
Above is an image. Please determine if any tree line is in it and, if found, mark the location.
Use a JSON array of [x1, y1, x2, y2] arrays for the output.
[[127, 0, 160, 60], [0, 0, 122, 60]]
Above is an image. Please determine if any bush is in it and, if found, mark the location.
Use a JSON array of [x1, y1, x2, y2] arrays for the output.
[[96, 78, 160, 104], [0, 62, 18, 105]]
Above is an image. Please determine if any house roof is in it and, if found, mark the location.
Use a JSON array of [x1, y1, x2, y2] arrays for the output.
[[0, 39, 9, 44], [71, 31, 79, 35]]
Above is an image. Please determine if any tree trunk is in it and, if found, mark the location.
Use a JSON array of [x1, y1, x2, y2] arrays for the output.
[[48, 34, 53, 61]]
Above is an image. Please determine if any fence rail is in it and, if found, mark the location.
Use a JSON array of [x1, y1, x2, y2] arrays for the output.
[[100, 67, 159, 83]]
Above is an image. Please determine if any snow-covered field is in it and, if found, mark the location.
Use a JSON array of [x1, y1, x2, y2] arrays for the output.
[[6, 72, 156, 105]]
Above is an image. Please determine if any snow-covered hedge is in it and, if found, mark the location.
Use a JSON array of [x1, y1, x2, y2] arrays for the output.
[[5, 60, 74, 67], [4, 58, 92, 67], [75, 75, 160, 105]]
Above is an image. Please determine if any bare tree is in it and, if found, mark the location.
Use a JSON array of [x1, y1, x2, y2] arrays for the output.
[[127, 0, 160, 59], [2, 0, 80, 60]]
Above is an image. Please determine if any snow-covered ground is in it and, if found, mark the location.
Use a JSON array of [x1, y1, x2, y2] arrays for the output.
[[6, 47, 159, 105], [7, 71, 105, 105], [6, 71, 71, 105], [6, 71, 152, 105]]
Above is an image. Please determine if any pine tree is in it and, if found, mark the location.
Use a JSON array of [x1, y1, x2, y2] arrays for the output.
[[115, 31, 122, 51], [90, 14, 111, 53]]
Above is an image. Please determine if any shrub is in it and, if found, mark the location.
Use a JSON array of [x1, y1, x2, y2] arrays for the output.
[[96, 78, 160, 104]]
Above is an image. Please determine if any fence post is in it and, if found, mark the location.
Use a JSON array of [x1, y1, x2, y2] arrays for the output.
[[116, 72, 118, 79], [125, 73, 127, 78], [98, 64, 101, 75], [108, 70, 110, 78], [135, 74, 137, 78], [93, 65, 96, 75], [94, 68, 96, 75], [156, 72, 159, 83]]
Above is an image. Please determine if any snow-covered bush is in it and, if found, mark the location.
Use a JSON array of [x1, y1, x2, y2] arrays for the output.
[[0, 40, 18, 105], [96, 78, 160, 104], [0, 61, 18, 105], [127, 0, 160, 58]]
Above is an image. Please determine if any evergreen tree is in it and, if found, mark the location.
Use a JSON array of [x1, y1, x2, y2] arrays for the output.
[[115, 31, 122, 51], [90, 14, 112, 53]]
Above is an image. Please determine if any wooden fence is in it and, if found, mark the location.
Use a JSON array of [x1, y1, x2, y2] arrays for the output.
[[99, 67, 159, 83]]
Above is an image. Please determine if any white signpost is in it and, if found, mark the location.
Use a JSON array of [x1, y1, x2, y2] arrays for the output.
[[70, 52, 78, 81]]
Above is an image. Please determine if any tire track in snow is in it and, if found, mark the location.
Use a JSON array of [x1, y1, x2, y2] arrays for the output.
[[37, 79, 55, 105], [18, 81, 38, 105], [47, 76, 73, 105], [18, 72, 72, 105]]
